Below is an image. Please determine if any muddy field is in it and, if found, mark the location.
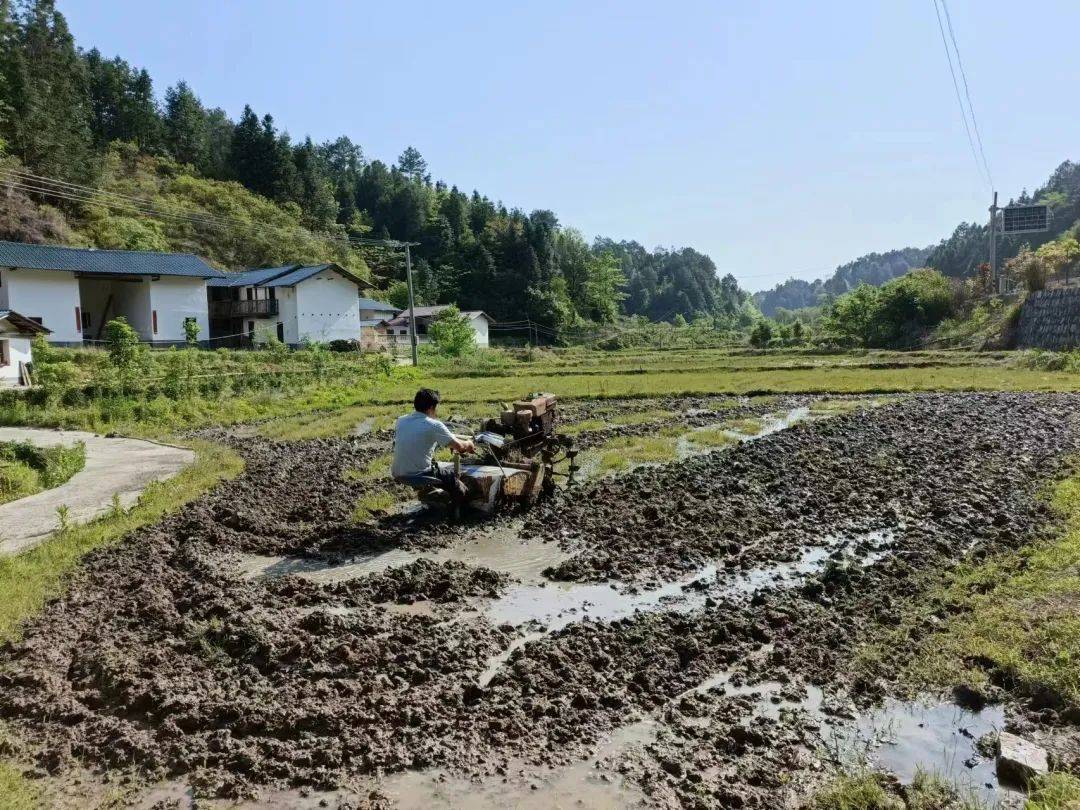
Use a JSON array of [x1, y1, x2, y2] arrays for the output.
[[1, 393, 1078, 808]]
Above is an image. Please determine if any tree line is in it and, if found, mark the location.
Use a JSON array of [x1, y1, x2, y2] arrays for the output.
[[0, 0, 751, 330]]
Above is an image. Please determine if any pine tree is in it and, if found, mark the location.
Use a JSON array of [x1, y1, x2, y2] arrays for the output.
[[9, 0, 95, 181], [396, 145, 428, 182], [164, 81, 208, 168]]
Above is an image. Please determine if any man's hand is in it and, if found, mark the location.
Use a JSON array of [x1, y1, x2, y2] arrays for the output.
[[449, 436, 475, 455]]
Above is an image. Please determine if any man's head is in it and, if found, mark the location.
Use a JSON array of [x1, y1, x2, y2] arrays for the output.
[[414, 388, 441, 416]]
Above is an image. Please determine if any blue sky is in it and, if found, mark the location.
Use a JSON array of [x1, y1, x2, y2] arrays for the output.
[[60, 1, 1080, 291]]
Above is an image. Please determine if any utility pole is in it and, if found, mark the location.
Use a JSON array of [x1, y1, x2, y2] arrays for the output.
[[988, 190, 999, 292], [404, 243, 418, 367]]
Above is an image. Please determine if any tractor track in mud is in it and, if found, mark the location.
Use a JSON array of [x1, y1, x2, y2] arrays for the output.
[[0, 393, 1077, 807]]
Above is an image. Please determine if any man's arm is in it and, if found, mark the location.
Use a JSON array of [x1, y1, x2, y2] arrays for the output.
[[448, 435, 475, 454]]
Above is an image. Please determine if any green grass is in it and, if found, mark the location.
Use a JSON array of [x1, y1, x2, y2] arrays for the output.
[[0, 439, 242, 644], [808, 398, 869, 415], [343, 452, 394, 482], [351, 491, 397, 523], [853, 462, 1080, 710], [811, 768, 988, 809], [560, 418, 606, 435], [0, 759, 40, 810], [723, 417, 764, 434], [809, 770, 892, 809], [1026, 772, 1080, 809], [0, 440, 86, 505], [595, 434, 679, 474], [686, 426, 738, 448], [905, 465, 1080, 706], [609, 409, 675, 426]]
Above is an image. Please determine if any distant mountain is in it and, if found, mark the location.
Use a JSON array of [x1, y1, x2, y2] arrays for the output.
[[754, 247, 932, 317]]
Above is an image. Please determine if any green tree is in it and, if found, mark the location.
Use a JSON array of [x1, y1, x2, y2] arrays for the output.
[[7, 0, 95, 181], [824, 284, 881, 347], [163, 80, 208, 168], [396, 145, 427, 181], [386, 281, 411, 310], [104, 316, 147, 392], [428, 305, 476, 356], [749, 319, 773, 348], [1036, 236, 1080, 285]]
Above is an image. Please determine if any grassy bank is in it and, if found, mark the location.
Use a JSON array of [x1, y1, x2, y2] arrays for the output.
[[853, 461, 1080, 708], [0, 439, 242, 643], [0, 440, 86, 505], [4, 346, 1079, 441]]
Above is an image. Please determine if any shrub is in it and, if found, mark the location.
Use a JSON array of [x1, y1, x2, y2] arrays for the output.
[[748, 319, 773, 348], [327, 339, 362, 353], [428, 305, 476, 357]]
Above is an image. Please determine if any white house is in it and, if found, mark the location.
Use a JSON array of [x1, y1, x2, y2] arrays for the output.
[[0, 310, 50, 387], [382, 305, 493, 349], [207, 263, 373, 346], [0, 241, 223, 345]]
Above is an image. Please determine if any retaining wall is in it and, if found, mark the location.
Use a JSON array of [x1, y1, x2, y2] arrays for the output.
[[1015, 287, 1080, 350]]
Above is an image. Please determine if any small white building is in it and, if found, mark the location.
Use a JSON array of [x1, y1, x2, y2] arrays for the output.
[[0, 241, 223, 345], [382, 305, 493, 349], [0, 310, 51, 387], [207, 263, 372, 346]]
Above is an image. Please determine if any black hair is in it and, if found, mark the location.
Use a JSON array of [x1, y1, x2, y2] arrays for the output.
[[414, 388, 441, 412]]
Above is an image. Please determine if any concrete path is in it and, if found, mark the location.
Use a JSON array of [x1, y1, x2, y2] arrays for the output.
[[0, 427, 194, 556]]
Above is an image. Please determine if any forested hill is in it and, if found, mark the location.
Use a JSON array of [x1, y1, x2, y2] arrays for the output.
[[756, 158, 1080, 318], [754, 247, 932, 317], [0, 0, 751, 329], [927, 160, 1080, 278]]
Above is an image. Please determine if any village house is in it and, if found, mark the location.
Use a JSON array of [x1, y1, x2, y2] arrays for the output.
[[382, 305, 493, 349], [206, 263, 372, 346], [0, 310, 50, 387], [0, 241, 223, 345], [358, 296, 398, 349]]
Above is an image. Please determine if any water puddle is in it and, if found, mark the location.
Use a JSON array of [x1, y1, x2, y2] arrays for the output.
[[839, 699, 1019, 806], [237, 520, 571, 586], [378, 721, 656, 809]]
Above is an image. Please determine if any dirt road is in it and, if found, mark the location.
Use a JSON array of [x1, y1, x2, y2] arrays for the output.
[[0, 393, 1076, 807]]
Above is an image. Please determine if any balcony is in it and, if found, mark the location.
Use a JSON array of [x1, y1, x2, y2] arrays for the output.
[[210, 299, 279, 318]]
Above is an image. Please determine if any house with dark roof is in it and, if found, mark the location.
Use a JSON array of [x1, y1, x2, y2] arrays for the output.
[[0, 310, 50, 386], [0, 241, 224, 345], [382, 305, 493, 348], [206, 263, 373, 346]]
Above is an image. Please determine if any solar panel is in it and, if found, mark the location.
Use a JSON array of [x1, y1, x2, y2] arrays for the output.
[[1001, 205, 1049, 234]]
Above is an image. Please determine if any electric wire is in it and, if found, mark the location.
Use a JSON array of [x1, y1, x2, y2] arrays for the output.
[[940, 0, 993, 187], [931, 0, 990, 190]]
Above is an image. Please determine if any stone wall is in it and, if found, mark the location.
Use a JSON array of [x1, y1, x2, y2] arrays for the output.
[[1016, 287, 1080, 350]]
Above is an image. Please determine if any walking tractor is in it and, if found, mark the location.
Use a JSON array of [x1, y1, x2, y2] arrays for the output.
[[427, 393, 579, 514]]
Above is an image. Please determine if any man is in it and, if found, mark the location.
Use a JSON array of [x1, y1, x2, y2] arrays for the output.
[[392, 388, 475, 496]]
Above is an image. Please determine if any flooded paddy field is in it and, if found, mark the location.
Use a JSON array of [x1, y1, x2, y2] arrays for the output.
[[1, 393, 1078, 808]]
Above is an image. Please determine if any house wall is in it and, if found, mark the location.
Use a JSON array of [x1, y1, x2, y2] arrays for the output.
[[110, 277, 152, 339], [2, 268, 81, 343], [149, 276, 209, 342], [470, 314, 490, 347], [0, 334, 33, 385], [294, 270, 361, 343]]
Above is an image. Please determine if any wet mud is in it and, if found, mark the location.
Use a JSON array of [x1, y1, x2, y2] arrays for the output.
[[0, 393, 1077, 807]]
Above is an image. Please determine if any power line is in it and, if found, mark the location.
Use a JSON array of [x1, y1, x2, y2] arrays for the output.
[[931, 0, 989, 190], [940, 0, 993, 187]]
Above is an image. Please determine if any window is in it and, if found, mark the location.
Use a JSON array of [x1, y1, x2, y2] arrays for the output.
[[268, 288, 276, 301], [152, 310, 158, 334], [0, 340, 8, 367], [276, 322, 284, 342], [75, 306, 82, 333], [81, 311, 92, 330], [246, 288, 254, 301]]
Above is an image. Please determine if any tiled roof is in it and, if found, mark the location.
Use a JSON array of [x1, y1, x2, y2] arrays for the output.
[[0, 310, 52, 334], [384, 305, 491, 327], [207, 263, 372, 289], [0, 241, 223, 278], [358, 297, 397, 311]]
